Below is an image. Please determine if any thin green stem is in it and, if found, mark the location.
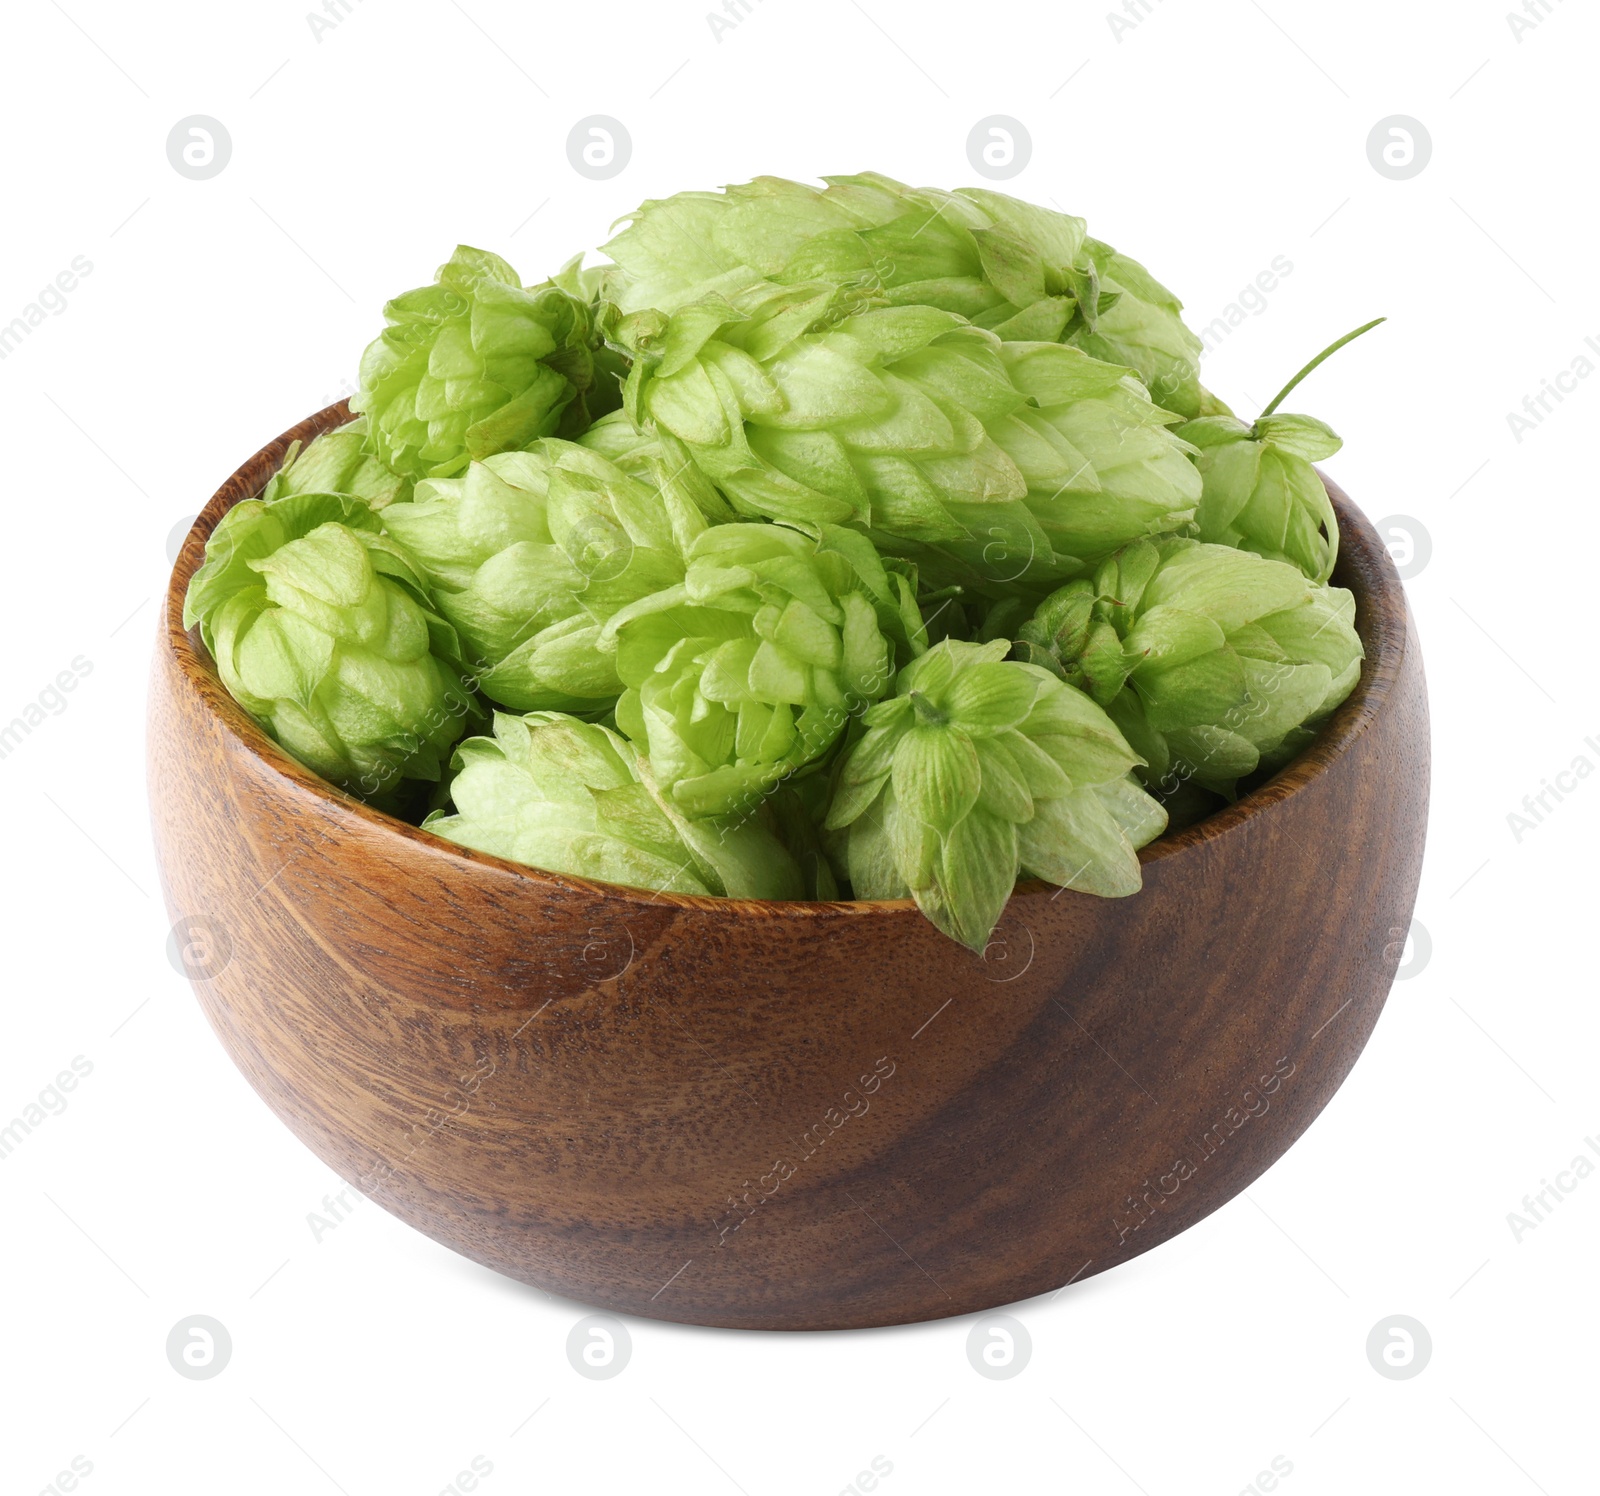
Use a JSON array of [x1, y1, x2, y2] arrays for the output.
[[1258, 317, 1387, 419]]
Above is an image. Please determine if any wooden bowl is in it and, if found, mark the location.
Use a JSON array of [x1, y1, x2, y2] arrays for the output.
[[148, 402, 1428, 1331]]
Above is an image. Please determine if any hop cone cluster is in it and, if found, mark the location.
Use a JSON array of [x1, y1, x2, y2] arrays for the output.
[[184, 492, 475, 800], [1012, 537, 1363, 796], [187, 180, 1377, 948]]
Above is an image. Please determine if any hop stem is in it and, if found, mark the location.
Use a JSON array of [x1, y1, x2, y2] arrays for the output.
[[1258, 317, 1386, 419]]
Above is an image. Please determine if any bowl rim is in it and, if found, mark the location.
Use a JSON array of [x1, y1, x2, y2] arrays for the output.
[[161, 401, 1410, 920]]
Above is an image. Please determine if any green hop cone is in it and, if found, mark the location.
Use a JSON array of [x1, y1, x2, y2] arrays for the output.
[[183, 492, 477, 800], [1179, 319, 1388, 584], [824, 639, 1167, 951], [260, 417, 411, 510], [600, 173, 1204, 417], [606, 292, 1199, 597], [351, 246, 617, 481], [600, 521, 926, 818], [1182, 413, 1343, 584], [381, 442, 711, 713], [1012, 537, 1364, 796], [425, 711, 802, 899]]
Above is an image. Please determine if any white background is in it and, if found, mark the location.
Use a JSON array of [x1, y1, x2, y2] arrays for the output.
[[1, 0, 1595, 1491]]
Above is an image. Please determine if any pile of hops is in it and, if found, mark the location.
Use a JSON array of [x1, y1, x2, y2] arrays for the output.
[[186, 174, 1368, 950]]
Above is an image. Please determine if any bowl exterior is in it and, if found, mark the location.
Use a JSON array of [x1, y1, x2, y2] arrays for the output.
[[149, 405, 1428, 1330]]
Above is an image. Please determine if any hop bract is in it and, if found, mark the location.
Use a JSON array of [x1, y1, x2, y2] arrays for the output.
[[601, 521, 925, 817], [183, 492, 476, 799], [825, 639, 1167, 950], [1014, 537, 1363, 795], [381, 443, 705, 713], [425, 711, 801, 899], [352, 247, 616, 481]]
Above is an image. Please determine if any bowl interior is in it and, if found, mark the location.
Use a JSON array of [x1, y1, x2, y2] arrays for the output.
[[163, 403, 1408, 913]]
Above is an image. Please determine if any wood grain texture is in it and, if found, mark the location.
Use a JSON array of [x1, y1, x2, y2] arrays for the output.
[[147, 402, 1429, 1330]]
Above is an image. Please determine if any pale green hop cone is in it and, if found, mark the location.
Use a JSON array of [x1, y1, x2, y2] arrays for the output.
[[380, 442, 708, 714], [183, 491, 476, 800], [352, 246, 618, 481], [260, 417, 411, 510], [600, 172, 1205, 416], [425, 711, 801, 899], [1182, 413, 1343, 584], [1179, 319, 1388, 584], [600, 521, 927, 818], [824, 639, 1167, 951], [605, 291, 1199, 596], [1012, 537, 1363, 796]]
